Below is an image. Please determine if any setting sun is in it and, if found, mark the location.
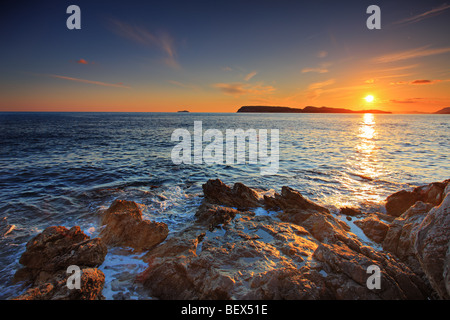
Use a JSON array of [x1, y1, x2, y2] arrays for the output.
[[364, 95, 374, 103]]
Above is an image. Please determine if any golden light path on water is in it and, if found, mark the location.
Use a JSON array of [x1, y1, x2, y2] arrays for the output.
[[323, 113, 386, 210]]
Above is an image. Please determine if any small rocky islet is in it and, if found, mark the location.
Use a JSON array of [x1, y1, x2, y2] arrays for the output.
[[9, 178, 450, 300]]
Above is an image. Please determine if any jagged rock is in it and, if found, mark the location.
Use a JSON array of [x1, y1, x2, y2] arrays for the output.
[[14, 268, 105, 300], [202, 179, 261, 209], [340, 207, 362, 216], [444, 246, 450, 298], [385, 180, 449, 217], [264, 186, 329, 214], [414, 191, 450, 299], [382, 201, 433, 275], [313, 242, 428, 299], [138, 179, 432, 300], [99, 199, 169, 251], [195, 203, 254, 230], [13, 226, 107, 300], [354, 215, 390, 243], [414, 181, 448, 207], [14, 226, 107, 285], [385, 190, 420, 217]]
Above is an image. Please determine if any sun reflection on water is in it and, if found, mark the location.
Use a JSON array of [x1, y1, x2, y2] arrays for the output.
[[330, 113, 386, 209]]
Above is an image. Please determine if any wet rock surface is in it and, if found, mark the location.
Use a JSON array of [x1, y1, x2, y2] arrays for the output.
[[10, 178, 450, 300], [99, 199, 169, 252], [138, 179, 449, 300], [13, 226, 107, 300]]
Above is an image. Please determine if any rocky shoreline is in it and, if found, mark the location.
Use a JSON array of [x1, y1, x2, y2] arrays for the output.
[[10, 178, 450, 300]]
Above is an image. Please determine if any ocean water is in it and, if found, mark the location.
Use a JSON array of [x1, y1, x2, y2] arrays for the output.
[[0, 112, 449, 299]]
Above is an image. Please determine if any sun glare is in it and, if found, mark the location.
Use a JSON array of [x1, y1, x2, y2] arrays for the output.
[[364, 95, 374, 103]]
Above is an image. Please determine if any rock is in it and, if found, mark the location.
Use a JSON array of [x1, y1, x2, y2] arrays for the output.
[[382, 201, 433, 275], [264, 186, 329, 215], [354, 215, 389, 243], [385, 190, 420, 217], [268, 188, 355, 246], [14, 268, 105, 300], [14, 226, 107, 285], [138, 179, 432, 300], [385, 180, 449, 217], [195, 203, 254, 230], [413, 181, 448, 207], [202, 179, 262, 209], [414, 191, 450, 299], [313, 242, 428, 299], [340, 207, 362, 217], [444, 246, 450, 298], [13, 226, 107, 300], [140, 213, 327, 300], [100, 199, 169, 251]]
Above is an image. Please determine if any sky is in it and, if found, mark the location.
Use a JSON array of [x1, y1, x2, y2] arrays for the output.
[[1, 0, 449, 113]]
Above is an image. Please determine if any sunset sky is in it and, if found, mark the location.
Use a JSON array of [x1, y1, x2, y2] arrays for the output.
[[1, 0, 449, 113]]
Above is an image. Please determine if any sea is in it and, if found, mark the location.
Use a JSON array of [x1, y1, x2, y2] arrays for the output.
[[0, 112, 449, 299]]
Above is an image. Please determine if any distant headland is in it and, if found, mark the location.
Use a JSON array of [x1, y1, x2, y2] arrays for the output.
[[237, 106, 392, 114], [434, 107, 450, 114]]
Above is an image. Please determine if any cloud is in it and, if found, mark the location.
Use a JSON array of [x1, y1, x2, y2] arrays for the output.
[[307, 79, 335, 90], [317, 51, 328, 58], [302, 62, 331, 74], [389, 81, 408, 85], [411, 79, 433, 84], [390, 98, 421, 104], [244, 71, 257, 81], [76, 59, 89, 65], [168, 80, 199, 91], [109, 19, 178, 68], [394, 4, 450, 25], [373, 45, 450, 63], [212, 82, 275, 97], [390, 79, 449, 85], [49, 74, 130, 88]]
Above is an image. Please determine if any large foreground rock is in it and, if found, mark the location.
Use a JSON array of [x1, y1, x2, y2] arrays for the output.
[[138, 179, 432, 300], [354, 215, 390, 244], [13, 226, 107, 300], [385, 180, 449, 217], [381, 180, 450, 299], [99, 199, 169, 251], [414, 191, 450, 299], [14, 268, 105, 300]]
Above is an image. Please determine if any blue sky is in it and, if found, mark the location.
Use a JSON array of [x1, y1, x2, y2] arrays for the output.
[[1, 0, 449, 112]]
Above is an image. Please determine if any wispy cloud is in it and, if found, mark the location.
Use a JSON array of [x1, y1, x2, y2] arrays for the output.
[[168, 80, 200, 91], [76, 59, 89, 65], [390, 79, 449, 85], [302, 62, 331, 74], [394, 4, 450, 25], [317, 50, 328, 58], [109, 19, 178, 68], [212, 82, 275, 97], [244, 71, 257, 81], [390, 98, 423, 104], [411, 79, 433, 84], [307, 79, 335, 90], [373, 45, 450, 63], [49, 74, 130, 88]]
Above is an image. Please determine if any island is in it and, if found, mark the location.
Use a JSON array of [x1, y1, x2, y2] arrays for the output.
[[177, 110, 190, 113], [237, 106, 392, 114], [434, 107, 450, 114]]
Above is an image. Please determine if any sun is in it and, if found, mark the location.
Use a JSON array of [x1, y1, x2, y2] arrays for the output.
[[364, 95, 374, 103]]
